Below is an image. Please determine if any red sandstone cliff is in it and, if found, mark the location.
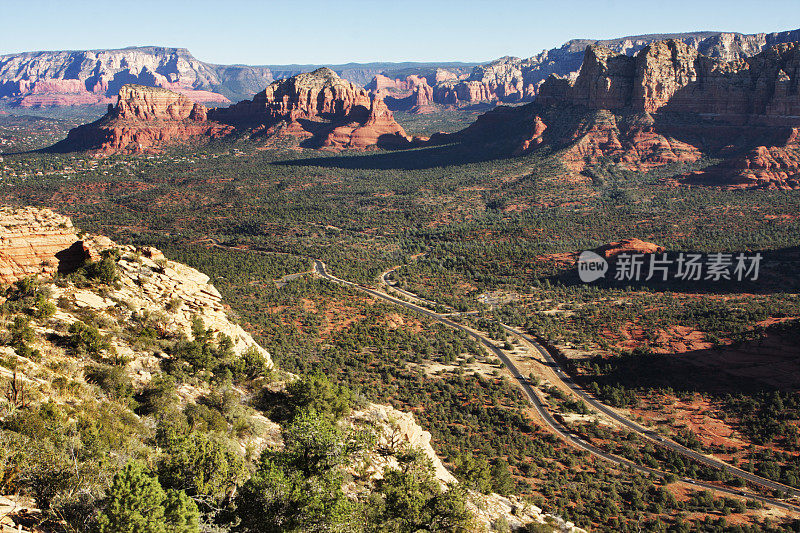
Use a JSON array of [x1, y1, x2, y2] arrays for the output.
[[435, 38, 800, 188]]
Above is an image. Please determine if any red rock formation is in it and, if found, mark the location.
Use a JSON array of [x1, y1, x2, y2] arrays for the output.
[[381, 76, 437, 114], [540, 40, 800, 120], [367, 74, 405, 93], [323, 97, 409, 150], [685, 130, 800, 189], [0, 207, 87, 284], [214, 68, 373, 124], [524, 40, 800, 181], [54, 84, 232, 155], [55, 69, 410, 154], [559, 111, 703, 172], [596, 238, 666, 258], [514, 116, 548, 155], [213, 68, 409, 150]]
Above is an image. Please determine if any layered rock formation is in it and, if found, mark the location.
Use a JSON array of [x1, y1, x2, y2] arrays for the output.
[[115, 84, 209, 121], [442, 37, 800, 188], [0, 206, 84, 284], [0, 47, 240, 106], [55, 69, 410, 154], [52, 84, 233, 154], [375, 28, 800, 109]]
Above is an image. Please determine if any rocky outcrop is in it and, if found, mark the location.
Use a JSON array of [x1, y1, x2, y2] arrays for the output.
[[0, 205, 272, 367], [347, 403, 585, 533], [58, 243, 273, 367], [0, 206, 85, 284], [51, 84, 233, 154], [55, 70, 410, 154], [348, 403, 458, 485], [596, 238, 666, 258]]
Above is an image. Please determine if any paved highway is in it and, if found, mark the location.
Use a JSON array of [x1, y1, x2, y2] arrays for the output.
[[313, 260, 800, 514]]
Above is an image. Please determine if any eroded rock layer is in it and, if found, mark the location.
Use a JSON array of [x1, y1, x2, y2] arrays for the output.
[[0, 206, 83, 284]]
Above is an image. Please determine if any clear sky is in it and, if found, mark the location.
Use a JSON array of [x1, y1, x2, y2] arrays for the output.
[[1, 0, 797, 65]]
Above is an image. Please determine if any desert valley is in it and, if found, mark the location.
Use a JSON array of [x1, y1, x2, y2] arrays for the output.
[[0, 4, 799, 532]]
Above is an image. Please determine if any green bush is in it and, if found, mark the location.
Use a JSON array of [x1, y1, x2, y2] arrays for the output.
[[85, 364, 135, 405], [97, 461, 198, 533], [68, 321, 110, 357], [158, 431, 246, 503], [84, 249, 121, 286]]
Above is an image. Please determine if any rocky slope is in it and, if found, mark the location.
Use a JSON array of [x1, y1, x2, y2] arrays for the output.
[[0, 206, 272, 368], [53, 69, 411, 154], [439, 38, 800, 188], [0, 207, 582, 532]]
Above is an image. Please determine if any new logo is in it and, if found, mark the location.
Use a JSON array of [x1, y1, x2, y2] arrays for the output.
[[577, 251, 608, 282]]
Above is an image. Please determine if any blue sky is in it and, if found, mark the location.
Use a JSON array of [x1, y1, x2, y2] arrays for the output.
[[1, 0, 797, 64]]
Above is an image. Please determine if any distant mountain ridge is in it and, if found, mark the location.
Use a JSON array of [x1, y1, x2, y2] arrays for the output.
[[0, 46, 476, 108], [3, 28, 799, 112]]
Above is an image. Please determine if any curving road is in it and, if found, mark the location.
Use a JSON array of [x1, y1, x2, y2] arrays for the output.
[[499, 322, 800, 500], [313, 260, 800, 514]]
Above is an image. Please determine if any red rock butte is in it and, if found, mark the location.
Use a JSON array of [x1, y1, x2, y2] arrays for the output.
[[596, 238, 666, 259], [54, 68, 411, 154]]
